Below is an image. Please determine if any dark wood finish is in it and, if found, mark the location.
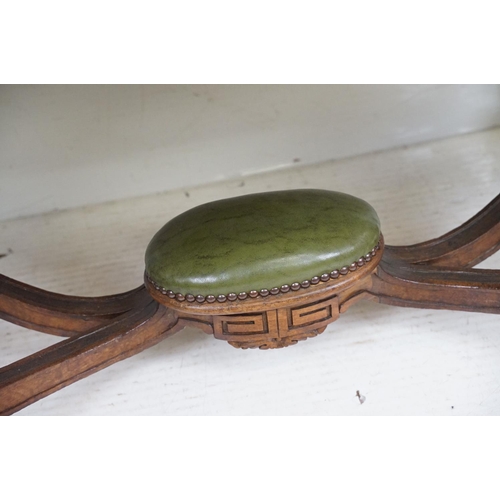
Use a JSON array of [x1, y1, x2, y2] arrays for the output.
[[372, 260, 500, 314], [383, 193, 500, 267], [0, 193, 499, 414], [372, 193, 500, 314], [0, 274, 151, 336], [0, 300, 180, 415]]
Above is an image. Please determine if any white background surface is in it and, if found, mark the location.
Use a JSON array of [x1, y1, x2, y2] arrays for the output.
[[1, 84, 499, 220], [1, 112, 499, 415]]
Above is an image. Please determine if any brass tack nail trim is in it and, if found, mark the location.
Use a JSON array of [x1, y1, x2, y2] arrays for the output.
[[147, 238, 381, 303]]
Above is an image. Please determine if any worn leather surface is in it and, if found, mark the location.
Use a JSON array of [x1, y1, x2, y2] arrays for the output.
[[145, 189, 381, 295]]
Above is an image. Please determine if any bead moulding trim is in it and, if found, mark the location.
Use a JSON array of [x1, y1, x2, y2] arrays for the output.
[[147, 239, 382, 304]]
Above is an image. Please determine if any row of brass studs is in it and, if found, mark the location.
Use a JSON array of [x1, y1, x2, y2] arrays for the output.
[[147, 240, 381, 303]]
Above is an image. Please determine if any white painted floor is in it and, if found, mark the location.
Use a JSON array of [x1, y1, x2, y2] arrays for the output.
[[1, 128, 500, 415]]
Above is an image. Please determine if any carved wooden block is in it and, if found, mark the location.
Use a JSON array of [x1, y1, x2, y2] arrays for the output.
[[212, 295, 339, 349], [278, 295, 339, 337]]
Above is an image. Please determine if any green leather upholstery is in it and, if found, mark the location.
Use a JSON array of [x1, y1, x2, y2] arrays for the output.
[[145, 189, 380, 296]]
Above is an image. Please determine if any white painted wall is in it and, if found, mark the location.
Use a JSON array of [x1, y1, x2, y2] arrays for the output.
[[1, 84, 499, 221]]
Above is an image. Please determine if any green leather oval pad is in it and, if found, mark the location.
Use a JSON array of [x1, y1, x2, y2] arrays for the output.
[[145, 189, 380, 296]]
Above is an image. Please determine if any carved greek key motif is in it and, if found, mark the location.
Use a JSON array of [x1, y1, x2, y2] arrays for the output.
[[213, 295, 339, 349]]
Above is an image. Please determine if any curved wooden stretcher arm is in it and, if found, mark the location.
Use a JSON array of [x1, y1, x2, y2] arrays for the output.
[[0, 191, 498, 415], [0, 274, 152, 336], [372, 258, 500, 314], [373, 193, 500, 313], [383, 193, 500, 267], [0, 299, 180, 415]]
